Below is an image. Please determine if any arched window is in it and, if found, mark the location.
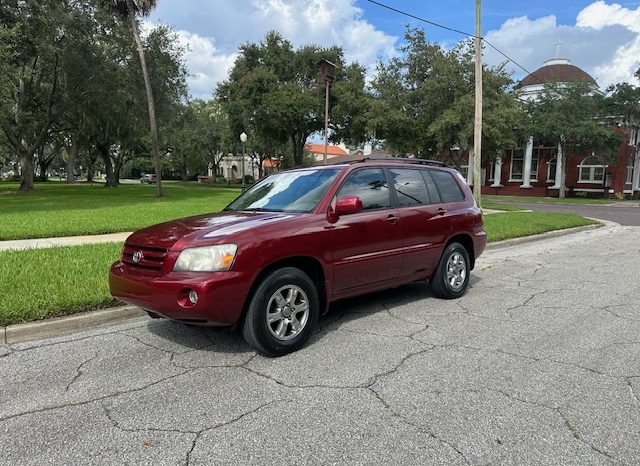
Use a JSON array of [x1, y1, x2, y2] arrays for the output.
[[546, 157, 557, 183], [578, 156, 604, 183]]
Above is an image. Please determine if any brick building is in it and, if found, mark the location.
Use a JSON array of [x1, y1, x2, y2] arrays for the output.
[[468, 56, 640, 198]]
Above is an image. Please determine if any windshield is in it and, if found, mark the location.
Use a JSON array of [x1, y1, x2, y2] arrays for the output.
[[225, 168, 341, 213]]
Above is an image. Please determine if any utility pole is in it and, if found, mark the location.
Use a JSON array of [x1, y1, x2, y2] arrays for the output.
[[473, 0, 483, 207]]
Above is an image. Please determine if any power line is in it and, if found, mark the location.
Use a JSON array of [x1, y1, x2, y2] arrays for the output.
[[365, 0, 543, 82], [366, 0, 476, 38]]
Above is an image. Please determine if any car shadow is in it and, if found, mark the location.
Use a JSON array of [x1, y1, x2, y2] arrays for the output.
[[143, 276, 482, 354]]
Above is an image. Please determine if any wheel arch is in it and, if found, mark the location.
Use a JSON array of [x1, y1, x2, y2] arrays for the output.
[[239, 255, 328, 327], [445, 233, 475, 270]]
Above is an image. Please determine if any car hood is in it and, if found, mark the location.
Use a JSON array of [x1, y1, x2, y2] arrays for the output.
[[125, 211, 301, 250]]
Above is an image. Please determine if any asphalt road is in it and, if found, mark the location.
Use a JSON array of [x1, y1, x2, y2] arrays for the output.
[[495, 201, 640, 226], [2, 225, 640, 465]]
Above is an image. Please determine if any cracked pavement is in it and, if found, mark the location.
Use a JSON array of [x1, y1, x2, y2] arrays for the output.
[[1, 225, 640, 465]]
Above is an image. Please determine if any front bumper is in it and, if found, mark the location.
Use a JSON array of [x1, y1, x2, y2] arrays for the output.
[[109, 262, 253, 326]]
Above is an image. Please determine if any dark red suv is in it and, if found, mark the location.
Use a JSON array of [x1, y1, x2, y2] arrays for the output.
[[110, 159, 486, 356]]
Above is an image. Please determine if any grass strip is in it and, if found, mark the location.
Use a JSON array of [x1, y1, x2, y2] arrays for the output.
[[0, 243, 122, 326], [0, 212, 597, 325], [483, 211, 597, 242]]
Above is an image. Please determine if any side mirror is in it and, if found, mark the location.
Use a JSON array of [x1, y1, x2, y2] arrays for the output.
[[335, 196, 363, 216]]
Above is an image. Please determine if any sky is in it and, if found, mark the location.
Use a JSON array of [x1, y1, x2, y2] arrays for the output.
[[147, 0, 640, 99]]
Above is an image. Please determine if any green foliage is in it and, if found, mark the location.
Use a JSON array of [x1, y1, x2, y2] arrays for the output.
[[369, 28, 525, 161], [217, 31, 368, 166]]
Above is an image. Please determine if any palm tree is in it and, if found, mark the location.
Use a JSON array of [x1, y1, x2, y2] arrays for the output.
[[102, 0, 163, 197]]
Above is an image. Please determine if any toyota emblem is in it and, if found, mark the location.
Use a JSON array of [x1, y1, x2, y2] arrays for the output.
[[132, 250, 143, 263]]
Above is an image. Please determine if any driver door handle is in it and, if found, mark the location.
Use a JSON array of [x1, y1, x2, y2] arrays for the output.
[[437, 208, 448, 215], [386, 215, 399, 224]]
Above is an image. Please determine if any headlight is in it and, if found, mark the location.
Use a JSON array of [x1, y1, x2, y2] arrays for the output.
[[173, 244, 237, 272]]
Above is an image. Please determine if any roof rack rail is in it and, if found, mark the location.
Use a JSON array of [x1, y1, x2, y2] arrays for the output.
[[348, 157, 447, 167]]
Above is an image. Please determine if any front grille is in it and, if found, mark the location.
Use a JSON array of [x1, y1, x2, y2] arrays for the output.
[[122, 243, 168, 273]]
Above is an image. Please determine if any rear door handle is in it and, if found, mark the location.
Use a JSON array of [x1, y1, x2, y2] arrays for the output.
[[437, 208, 447, 215], [386, 215, 399, 224]]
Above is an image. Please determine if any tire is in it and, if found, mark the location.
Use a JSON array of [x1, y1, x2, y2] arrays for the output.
[[430, 242, 471, 299], [242, 267, 320, 357]]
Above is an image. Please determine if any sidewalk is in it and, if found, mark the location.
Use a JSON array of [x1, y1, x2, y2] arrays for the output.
[[0, 232, 131, 251]]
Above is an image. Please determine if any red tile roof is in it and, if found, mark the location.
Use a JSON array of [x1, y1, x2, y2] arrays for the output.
[[306, 143, 348, 156], [520, 63, 597, 87]]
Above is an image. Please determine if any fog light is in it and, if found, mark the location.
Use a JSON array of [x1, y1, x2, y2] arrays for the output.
[[188, 290, 199, 304]]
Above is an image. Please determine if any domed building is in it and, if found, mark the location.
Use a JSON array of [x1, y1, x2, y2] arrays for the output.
[[471, 54, 640, 199], [518, 57, 600, 101]]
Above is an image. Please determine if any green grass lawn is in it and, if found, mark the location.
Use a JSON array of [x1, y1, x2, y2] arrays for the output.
[[484, 211, 597, 242], [482, 194, 624, 205], [0, 211, 598, 326], [0, 181, 241, 240], [0, 242, 122, 325]]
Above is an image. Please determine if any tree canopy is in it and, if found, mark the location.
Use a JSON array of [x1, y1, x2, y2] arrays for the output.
[[217, 31, 369, 166]]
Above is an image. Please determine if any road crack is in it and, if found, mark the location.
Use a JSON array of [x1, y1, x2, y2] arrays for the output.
[[66, 353, 97, 391]]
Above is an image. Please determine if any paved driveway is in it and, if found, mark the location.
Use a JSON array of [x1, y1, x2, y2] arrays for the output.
[[2, 225, 639, 465]]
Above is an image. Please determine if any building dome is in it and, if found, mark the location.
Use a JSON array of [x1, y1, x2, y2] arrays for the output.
[[519, 58, 598, 88]]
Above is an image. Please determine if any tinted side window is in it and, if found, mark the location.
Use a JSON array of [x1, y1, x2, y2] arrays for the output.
[[421, 169, 442, 204], [389, 168, 430, 206], [430, 170, 465, 203], [337, 168, 391, 210]]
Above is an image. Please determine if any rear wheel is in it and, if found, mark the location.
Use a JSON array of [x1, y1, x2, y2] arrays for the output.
[[242, 267, 319, 357], [430, 242, 470, 299]]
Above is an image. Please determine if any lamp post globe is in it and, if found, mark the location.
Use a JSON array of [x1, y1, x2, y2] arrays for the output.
[[240, 132, 247, 191]]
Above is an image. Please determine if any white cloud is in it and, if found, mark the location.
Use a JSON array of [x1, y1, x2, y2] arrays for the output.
[[576, 1, 640, 86], [175, 31, 237, 99], [483, 1, 640, 88], [149, 0, 398, 97]]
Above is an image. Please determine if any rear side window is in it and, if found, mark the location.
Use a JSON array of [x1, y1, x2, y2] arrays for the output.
[[430, 170, 465, 203], [337, 168, 391, 210], [389, 168, 430, 206], [420, 170, 442, 204]]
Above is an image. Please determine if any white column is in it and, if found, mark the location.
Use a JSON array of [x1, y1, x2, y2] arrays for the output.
[[552, 143, 563, 189], [491, 157, 503, 187], [632, 148, 640, 192], [521, 136, 533, 188], [466, 150, 474, 186]]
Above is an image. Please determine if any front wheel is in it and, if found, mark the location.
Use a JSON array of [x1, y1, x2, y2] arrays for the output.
[[430, 242, 470, 299], [242, 267, 320, 357]]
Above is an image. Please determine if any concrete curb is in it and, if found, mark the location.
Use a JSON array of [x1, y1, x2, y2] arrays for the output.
[[2, 306, 146, 345]]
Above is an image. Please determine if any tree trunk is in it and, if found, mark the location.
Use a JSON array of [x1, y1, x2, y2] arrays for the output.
[[37, 157, 48, 182], [127, 2, 163, 197], [181, 153, 188, 181], [97, 143, 117, 187], [291, 133, 307, 166], [67, 137, 77, 183], [19, 149, 35, 192], [114, 160, 122, 184]]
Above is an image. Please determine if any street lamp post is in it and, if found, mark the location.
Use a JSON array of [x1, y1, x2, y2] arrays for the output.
[[240, 132, 247, 191], [319, 59, 336, 165]]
